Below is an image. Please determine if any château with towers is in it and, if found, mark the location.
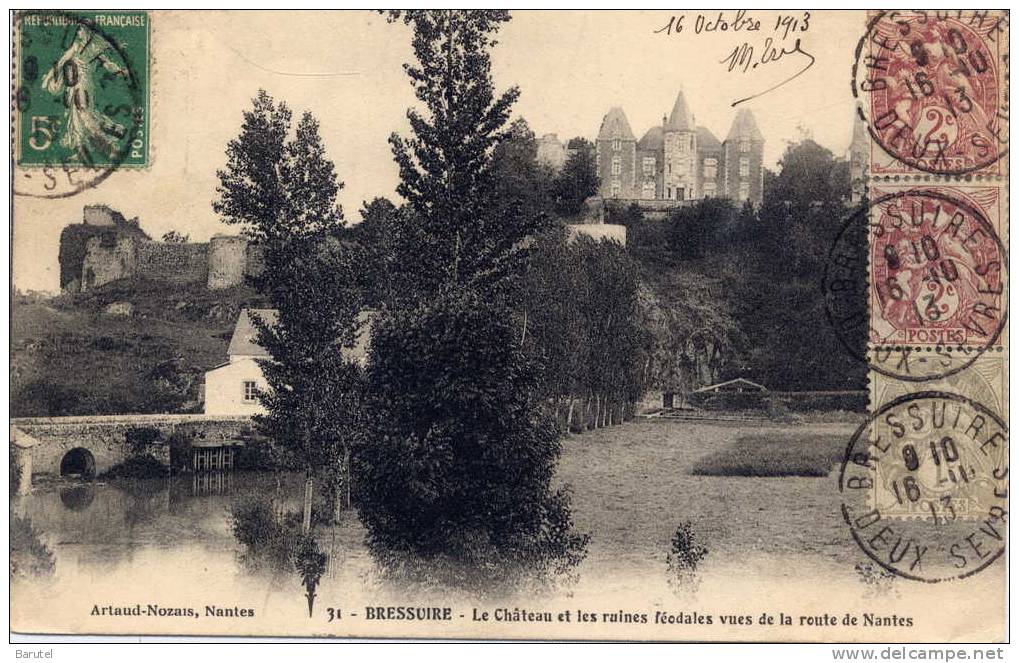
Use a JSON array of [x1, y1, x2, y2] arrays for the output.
[[538, 90, 766, 207]]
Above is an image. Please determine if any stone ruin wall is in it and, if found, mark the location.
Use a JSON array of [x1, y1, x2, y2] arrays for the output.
[[78, 234, 263, 291], [81, 236, 138, 290], [136, 241, 210, 284]]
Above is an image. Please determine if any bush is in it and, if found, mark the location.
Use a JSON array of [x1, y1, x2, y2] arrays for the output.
[[356, 292, 588, 592], [100, 454, 167, 479], [10, 515, 55, 579], [11, 380, 88, 417], [232, 497, 298, 573], [234, 437, 283, 471], [691, 432, 844, 478], [231, 496, 330, 578], [690, 390, 769, 411], [167, 431, 193, 472], [774, 391, 868, 413], [125, 426, 161, 455], [666, 520, 708, 595]]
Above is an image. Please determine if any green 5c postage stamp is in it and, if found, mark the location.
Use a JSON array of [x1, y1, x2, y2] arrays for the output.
[[14, 10, 149, 176]]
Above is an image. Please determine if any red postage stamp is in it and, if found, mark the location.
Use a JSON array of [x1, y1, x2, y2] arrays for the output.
[[868, 185, 1007, 348], [853, 10, 1009, 177]]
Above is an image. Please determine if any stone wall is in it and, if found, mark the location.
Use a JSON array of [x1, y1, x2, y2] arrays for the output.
[[76, 232, 261, 292], [81, 235, 137, 290], [11, 415, 254, 480], [136, 241, 210, 284]]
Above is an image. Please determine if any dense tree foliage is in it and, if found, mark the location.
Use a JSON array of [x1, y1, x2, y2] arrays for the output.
[[384, 10, 542, 299], [214, 90, 364, 527], [357, 10, 587, 589], [520, 230, 651, 430], [729, 140, 865, 391], [356, 290, 588, 590], [624, 139, 866, 396], [551, 138, 598, 218]]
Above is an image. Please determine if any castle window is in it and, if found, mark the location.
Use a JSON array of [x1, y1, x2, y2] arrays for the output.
[[641, 181, 655, 200], [739, 156, 750, 177], [611, 179, 621, 198], [666, 186, 672, 199], [611, 156, 622, 175], [243, 381, 258, 403], [676, 187, 685, 202], [740, 139, 750, 153], [668, 162, 672, 175], [704, 182, 717, 197], [612, 139, 621, 151], [642, 156, 656, 176], [703, 159, 717, 180], [739, 182, 750, 201]]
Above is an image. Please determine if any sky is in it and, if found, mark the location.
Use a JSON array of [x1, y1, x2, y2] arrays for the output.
[[13, 9, 865, 293]]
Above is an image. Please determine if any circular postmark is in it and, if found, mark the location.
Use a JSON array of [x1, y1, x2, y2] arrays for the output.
[[852, 10, 1009, 175], [13, 10, 147, 199], [839, 391, 1008, 583], [823, 188, 1008, 382]]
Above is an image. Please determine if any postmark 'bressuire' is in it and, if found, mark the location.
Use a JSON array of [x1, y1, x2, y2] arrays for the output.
[[824, 187, 1008, 382], [852, 10, 1009, 176], [14, 10, 149, 199], [839, 391, 1008, 583]]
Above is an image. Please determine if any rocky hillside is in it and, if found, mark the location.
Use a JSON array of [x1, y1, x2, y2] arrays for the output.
[[11, 278, 268, 417]]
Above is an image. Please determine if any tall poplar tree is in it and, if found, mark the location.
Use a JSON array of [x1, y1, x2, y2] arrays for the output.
[[356, 11, 587, 591], [386, 10, 547, 298], [214, 91, 362, 529]]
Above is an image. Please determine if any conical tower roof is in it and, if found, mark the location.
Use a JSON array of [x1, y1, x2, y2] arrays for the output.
[[725, 108, 763, 142], [664, 91, 692, 132], [597, 107, 636, 141]]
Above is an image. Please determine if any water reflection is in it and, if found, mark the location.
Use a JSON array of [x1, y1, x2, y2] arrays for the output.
[[229, 490, 331, 616], [59, 484, 95, 511], [16, 471, 341, 617]]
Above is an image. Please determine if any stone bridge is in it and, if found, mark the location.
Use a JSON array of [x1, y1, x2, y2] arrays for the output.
[[10, 414, 255, 494]]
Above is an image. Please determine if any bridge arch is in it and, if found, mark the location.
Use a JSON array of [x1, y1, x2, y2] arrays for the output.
[[59, 447, 96, 480]]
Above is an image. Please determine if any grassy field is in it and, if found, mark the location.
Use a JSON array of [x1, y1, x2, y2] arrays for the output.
[[11, 280, 265, 417], [689, 431, 847, 477], [555, 418, 861, 587]]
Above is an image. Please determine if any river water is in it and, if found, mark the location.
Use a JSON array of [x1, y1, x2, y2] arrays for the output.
[[10, 427, 1007, 640]]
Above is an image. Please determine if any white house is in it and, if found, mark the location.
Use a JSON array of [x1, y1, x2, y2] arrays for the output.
[[203, 308, 371, 416]]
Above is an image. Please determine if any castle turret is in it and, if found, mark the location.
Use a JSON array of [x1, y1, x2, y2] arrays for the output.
[[536, 133, 567, 171], [722, 108, 765, 205], [595, 107, 637, 199], [208, 235, 249, 290], [662, 90, 698, 201]]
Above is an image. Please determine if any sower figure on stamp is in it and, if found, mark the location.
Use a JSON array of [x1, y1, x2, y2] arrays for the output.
[[41, 25, 128, 163]]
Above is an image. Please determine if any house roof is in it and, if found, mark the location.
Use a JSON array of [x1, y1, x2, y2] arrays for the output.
[[226, 308, 373, 364], [665, 91, 692, 132], [227, 308, 278, 358], [693, 377, 769, 393], [696, 125, 722, 150], [597, 107, 635, 141], [637, 126, 664, 151], [725, 108, 764, 142]]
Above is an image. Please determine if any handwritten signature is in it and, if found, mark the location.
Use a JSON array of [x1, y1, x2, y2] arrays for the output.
[[720, 37, 816, 106]]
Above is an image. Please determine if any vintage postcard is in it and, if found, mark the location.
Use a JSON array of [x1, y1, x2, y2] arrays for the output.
[[9, 9, 1009, 643]]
